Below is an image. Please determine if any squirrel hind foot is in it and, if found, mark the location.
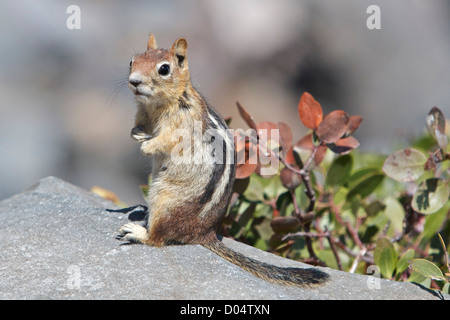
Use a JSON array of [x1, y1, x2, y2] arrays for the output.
[[116, 222, 149, 244]]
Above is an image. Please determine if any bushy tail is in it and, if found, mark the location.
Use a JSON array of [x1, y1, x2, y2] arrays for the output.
[[203, 241, 329, 287]]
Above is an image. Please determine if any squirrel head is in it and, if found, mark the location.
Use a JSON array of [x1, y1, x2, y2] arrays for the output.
[[129, 34, 190, 105]]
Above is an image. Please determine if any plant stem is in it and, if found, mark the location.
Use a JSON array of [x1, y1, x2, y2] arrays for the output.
[[255, 135, 322, 262], [326, 227, 342, 270], [282, 231, 330, 239]]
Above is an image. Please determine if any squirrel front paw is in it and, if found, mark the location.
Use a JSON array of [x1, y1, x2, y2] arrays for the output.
[[140, 139, 155, 156], [131, 126, 152, 142]]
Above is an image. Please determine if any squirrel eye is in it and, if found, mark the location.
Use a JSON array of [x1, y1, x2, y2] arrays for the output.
[[158, 64, 170, 76]]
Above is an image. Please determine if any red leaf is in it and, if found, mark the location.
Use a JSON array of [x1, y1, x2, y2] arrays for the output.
[[280, 166, 302, 189], [255, 163, 276, 178], [277, 122, 293, 157], [234, 131, 258, 177], [253, 121, 279, 169], [284, 146, 299, 165], [298, 92, 323, 130], [328, 136, 360, 154], [256, 121, 278, 145], [234, 131, 246, 149], [316, 110, 350, 143], [237, 102, 257, 130], [297, 133, 315, 150], [314, 146, 328, 165], [255, 152, 280, 178], [236, 163, 257, 179], [294, 133, 327, 166], [345, 115, 363, 137]]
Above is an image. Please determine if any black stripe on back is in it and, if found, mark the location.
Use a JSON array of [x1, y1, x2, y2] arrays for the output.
[[199, 130, 226, 205]]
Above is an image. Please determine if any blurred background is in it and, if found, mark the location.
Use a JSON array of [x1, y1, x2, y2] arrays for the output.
[[1, 0, 449, 204]]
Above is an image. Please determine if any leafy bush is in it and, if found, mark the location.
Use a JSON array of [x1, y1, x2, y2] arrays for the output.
[[224, 93, 450, 293], [99, 91, 449, 293]]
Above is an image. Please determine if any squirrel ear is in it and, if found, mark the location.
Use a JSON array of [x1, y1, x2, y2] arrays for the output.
[[171, 37, 188, 67], [147, 33, 158, 50]]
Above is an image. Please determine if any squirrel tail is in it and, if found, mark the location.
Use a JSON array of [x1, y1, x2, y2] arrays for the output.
[[203, 241, 329, 287]]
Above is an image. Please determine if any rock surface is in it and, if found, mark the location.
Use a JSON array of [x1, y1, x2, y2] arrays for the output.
[[0, 176, 447, 300]]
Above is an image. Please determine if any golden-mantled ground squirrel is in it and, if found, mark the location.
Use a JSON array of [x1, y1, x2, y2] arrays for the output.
[[114, 34, 329, 286]]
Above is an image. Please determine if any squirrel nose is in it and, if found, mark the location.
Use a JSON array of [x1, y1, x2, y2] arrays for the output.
[[129, 79, 141, 87], [129, 73, 142, 87]]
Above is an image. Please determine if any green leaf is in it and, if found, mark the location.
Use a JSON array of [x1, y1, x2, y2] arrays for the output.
[[365, 200, 386, 216], [437, 233, 448, 256], [243, 176, 265, 202], [438, 233, 450, 273], [383, 148, 427, 182], [409, 258, 446, 281], [412, 178, 450, 214], [264, 174, 284, 199], [253, 237, 269, 251], [233, 176, 250, 194], [422, 204, 449, 239], [397, 249, 415, 275], [408, 271, 431, 288], [333, 187, 348, 205], [383, 197, 405, 234], [442, 283, 450, 295], [348, 167, 378, 187], [237, 203, 257, 226], [347, 172, 384, 200], [326, 154, 353, 187], [374, 238, 397, 278], [229, 202, 256, 238]]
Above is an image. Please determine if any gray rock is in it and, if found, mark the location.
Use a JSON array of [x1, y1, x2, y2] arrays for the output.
[[0, 176, 447, 300]]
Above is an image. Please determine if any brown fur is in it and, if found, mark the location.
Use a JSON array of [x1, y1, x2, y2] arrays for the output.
[[117, 34, 329, 287]]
